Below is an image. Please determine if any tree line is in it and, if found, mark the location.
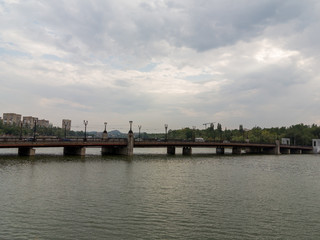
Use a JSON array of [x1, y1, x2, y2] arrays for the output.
[[0, 121, 85, 138], [152, 123, 320, 146]]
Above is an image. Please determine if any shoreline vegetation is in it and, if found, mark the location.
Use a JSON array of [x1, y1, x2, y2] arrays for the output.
[[1, 122, 319, 146]]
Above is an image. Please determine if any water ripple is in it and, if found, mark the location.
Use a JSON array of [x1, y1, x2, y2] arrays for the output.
[[1, 154, 320, 239]]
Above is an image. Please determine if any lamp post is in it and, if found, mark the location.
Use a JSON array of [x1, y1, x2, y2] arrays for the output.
[[192, 126, 196, 142], [33, 119, 38, 142], [64, 123, 68, 139], [212, 123, 215, 141], [164, 124, 168, 141], [102, 122, 108, 140], [19, 122, 23, 140], [129, 121, 133, 133], [83, 120, 88, 142], [138, 125, 142, 140]]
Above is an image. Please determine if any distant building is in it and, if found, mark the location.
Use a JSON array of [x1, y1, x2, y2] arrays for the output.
[[62, 119, 71, 131], [38, 119, 50, 128], [23, 116, 38, 128], [3, 113, 21, 125]]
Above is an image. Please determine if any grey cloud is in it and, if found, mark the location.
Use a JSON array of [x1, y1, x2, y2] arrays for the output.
[[1, 0, 320, 129], [5, 0, 312, 60]]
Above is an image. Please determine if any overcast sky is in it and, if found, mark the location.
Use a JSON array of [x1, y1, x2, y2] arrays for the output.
[[1, 0, 320, 132]]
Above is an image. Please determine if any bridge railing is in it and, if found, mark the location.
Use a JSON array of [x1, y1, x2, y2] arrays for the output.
[[0, 137, 128, 143]]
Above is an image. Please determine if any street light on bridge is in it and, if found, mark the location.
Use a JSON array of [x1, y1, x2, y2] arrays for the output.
[[192, 126, 196, 142], [129, 121, 133, 133], [104, 122, 107, 132], [83, 120, 88, 142], [33, 119, 38, 142], [138, 125, 142, 140], [164, 124, 168, 141], [64, 123, 68, 139], [19, 122, 23, 140]]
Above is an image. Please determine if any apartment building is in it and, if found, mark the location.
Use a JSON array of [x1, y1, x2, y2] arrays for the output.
[[23, 116, 38, 128], [38, 119, 50, 128], [3, 113, 22, 125]]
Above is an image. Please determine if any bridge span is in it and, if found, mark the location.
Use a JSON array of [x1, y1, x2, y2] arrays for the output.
[[0, 134, 314, 156]]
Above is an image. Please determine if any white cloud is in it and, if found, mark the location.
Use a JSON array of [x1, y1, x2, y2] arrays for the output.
[[39, 98, 91, 110]]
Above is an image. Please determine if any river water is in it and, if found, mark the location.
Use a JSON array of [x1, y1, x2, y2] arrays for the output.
[[0, 148, 320, 239]]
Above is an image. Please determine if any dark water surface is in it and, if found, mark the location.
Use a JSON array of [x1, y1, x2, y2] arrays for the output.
[[0, 151, 320, 239]]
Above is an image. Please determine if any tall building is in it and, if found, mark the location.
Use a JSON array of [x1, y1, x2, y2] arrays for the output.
[[3, 113, 22, 125], [38, 119, 50, 128], [23, 116, 38, 128], [62, 119, 71, 131]]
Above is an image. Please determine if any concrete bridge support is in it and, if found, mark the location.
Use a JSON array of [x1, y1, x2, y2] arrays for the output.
[[101, 132, 134, 156], [101, 146, 129, 155], [291, 149, 302, 154], [246, 147, 262, 154], [291, 148, 303, 154], [281, 148, 291, 154], [18, 147, 35, 156], [262, 141, 281, 155], [102, 146, 119, 155], [262, 148, 279, 155], [232, 147, 242, 154], [167, 146, 176, 155], [275, 140, 280, 155], [216, 147, 225, 155], [182, 146, 192, 155], [302, 149, 313, 154], [64, 146, 86, 156], [127, 132, 134, 156]]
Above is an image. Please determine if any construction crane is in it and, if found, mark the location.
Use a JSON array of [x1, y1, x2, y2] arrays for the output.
[[203, 122, 215, 129]]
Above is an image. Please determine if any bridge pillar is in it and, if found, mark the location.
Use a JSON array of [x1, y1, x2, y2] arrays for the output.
[[103, 131, 134, 156], [127, 131, 134, 156], [246, 147, 262, 154], [182, 146, 192, 155], [262, 141, 281, 155], [101, 146, 129, 155], [302, 149, 313, 154], [232, 147, 242, 155], [275, 140, 281, 155], [312, 139, 320, 153], [18, 147, 35, 156], [167, 146, 176, 155], [101, 146, 115, 155], [281, 148, 291, 154], [291, 149, 302, 154], [216, 147, 225, 155], [64, 146, 86, 156], [102, 131, 108, 140]]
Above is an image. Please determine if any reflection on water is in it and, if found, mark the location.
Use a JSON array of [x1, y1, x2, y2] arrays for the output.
[[0, 151, 320, 239]]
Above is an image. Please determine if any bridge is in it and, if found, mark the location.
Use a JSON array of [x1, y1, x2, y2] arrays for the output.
[[0, 131, 314, 156]]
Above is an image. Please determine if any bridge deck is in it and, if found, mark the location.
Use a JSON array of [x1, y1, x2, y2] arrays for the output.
[[0, 138, 313, 151]]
